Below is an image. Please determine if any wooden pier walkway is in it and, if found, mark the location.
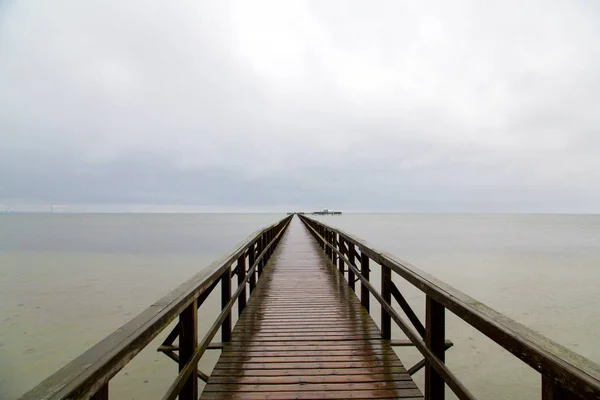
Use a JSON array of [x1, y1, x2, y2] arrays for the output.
[[200, 219, 422, 399]]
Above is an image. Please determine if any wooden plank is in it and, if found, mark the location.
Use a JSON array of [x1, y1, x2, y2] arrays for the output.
[[203, 381, 418, 392], [231, 329, 382, 335], [200, 390, 423, 399], [222, 344, 390, 351], [210, 367, 409, 377], [213, 360, 407, 369], [216, 355, 400, 363], [221, 350, 396, 357], [207, 374, 412, 384], [229, 336, 383, 342]]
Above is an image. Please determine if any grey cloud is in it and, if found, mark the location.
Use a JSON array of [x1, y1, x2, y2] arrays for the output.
[[1, 1, 600, 212]]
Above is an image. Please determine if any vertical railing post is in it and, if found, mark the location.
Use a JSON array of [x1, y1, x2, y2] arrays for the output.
[[361, 252, 370, 312], [332, 232, 337, 263], [326, 229, 332, 259], [249, 243, 256, 294], [425, 296, 445, 400], [348, 243, 356, 291], [237, 254, 246, 316], [338, 236, 345, 273], [257, 234, 264, 277], [179, 298, 198, 400], [381, 263, 392, 339], [221, 268, 232, 342], [91, 384, 108, 400], [542, 376, 578, 399], [265, 230, 270, 262], [267, 229, 273, 260]]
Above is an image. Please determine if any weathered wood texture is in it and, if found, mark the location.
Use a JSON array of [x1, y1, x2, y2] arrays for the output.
[[200, 219, 422, 400]]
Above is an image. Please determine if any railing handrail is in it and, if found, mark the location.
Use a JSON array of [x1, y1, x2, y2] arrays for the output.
[[21, 215, 292, 400], [299, 214, 600, 399]]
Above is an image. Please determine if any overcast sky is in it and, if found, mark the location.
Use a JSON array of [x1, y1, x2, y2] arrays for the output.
[[1, 1, 599, 212]]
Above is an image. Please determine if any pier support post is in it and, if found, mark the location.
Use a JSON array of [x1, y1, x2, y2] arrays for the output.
[[91, 384, 108, 400], [338, 237, 345, 273], [221, 268, 232, 342], [257, 235, 264, 277], [237, 254, 246, 316], [381, 263, 392, 339], [249, 243, 256, 294], [179, 298, 198, 400], [361, 253, 370, 312], [267, 229, 273, 260], [542, 376, 579, 399], [348, 243, 356, 292], [425, 296, 445, 400], [331, 232, 337, 263]]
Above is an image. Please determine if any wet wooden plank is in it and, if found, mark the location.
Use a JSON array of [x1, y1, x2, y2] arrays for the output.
[[221, 344, 390, 351], [203, 380, 419, 392], [200, 390, 423, 399], [216, 355, 401, 363], [221, 348, 396, 356], [208, 374, 412, 384], [210, 367, 409, 377], [200, 219, 423, 400], [213, 360, 407, 370]]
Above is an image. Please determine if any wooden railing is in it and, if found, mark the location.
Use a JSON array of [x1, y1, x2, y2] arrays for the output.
[[20, 215, 293, 400], [299, 214, 600, 400]]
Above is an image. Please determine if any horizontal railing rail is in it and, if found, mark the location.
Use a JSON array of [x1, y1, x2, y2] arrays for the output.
[[20, 215, 293, 400], [299, 214, 600, 400]]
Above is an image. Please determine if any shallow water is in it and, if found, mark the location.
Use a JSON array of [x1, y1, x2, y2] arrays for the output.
[[1, 213, 599, 399]]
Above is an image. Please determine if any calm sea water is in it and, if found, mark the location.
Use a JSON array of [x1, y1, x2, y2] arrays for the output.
[[1, 213, 599, 399]]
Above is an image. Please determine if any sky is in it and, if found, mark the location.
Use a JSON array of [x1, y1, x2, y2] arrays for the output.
[[1, 0, 599, 212]]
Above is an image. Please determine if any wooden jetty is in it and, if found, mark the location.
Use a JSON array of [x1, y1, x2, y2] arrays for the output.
[[200, 218, 420, 399], [21, 214, 600, 400]]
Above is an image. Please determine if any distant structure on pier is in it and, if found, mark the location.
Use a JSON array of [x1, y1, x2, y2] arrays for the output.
[[312, 208, 342, 215], [287, 208, 342, 215]]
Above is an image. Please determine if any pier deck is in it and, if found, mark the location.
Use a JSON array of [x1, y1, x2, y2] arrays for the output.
[[200, 220, 422, 399]]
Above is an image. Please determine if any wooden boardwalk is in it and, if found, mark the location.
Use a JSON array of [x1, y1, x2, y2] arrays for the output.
[[200, 219, 423, 400]]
